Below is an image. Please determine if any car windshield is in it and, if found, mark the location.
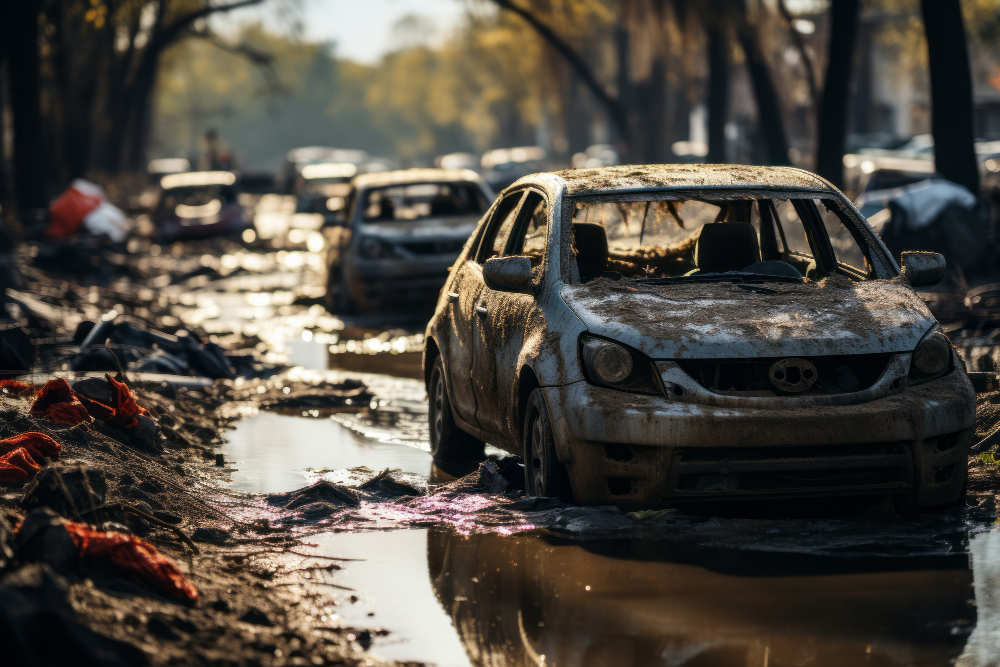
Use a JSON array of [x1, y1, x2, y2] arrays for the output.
[[159, 185, 236, 216], [569, 194, 873, 284], [361, 182, 486, 223]]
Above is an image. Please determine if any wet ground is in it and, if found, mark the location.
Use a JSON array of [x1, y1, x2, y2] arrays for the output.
[[163, 213, 1000, 667]]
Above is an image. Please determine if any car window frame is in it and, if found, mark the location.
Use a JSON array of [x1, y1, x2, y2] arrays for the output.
[[561, 188, 894, 282], [474, 189, 527, 265], [504, 189, 549, 258]]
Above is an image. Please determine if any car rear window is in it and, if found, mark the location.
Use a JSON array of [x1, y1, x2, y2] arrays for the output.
[[361, 182, 487, 222], [159, 185, 236, 214], [569, 195, 873, 283]]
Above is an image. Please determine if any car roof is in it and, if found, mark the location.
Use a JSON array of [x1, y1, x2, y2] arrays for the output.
[[537, 164, 836, 196], [352, 168, 483, 189]]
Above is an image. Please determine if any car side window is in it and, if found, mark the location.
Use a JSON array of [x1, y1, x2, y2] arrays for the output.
[[772, 200, 813, 258], [477, 192, 524, 264], [817, 200, 870, 274], [507, 193, 547, 267]]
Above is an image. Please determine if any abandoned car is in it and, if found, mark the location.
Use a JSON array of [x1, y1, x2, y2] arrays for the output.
[[423, 164, 974, 510], [154, 171, 248, 243], [323, 168, 494, 313]]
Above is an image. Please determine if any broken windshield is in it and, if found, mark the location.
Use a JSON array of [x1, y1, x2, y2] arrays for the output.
[[569, 195, 874, 284], [361, 182, 487, 223]]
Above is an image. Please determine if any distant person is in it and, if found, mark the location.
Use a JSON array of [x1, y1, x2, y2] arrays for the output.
[[200, 129, 234, 171]]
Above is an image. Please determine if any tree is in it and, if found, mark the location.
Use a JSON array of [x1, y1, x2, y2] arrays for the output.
[[8, 0, 47, 209], [732, 0, 790, 166], [815, 0, 860, 188], [920, 0, 979, 193], [4, 0, 271, 210]]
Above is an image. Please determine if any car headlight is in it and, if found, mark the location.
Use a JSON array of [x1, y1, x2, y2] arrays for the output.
[[579, 334, 662, 394], [359, 236, 398, 260], [909, 331, 953, 383]]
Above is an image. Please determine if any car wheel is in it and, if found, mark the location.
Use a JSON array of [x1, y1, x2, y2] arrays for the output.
[[325, 269, 355, 315], [522, 389, 573, 501], [429, 356, 484, 461]]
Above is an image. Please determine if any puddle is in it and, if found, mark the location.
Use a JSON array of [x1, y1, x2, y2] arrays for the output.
[[222, 411, 431, 494], [312, 530, 472, 667]]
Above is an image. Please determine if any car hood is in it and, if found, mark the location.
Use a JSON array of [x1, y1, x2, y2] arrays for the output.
[[358, 216, 478, 240], [561, 276, 936, 359]]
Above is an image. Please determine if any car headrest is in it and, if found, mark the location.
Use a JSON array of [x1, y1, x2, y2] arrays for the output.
[[695, 222, 761, 273], [573, 222, 608, 281]]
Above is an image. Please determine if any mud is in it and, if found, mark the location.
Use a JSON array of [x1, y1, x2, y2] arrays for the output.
[[563, 275, 935, 358], [552, 164, 830, 195], [8, 194, 1000, 666]]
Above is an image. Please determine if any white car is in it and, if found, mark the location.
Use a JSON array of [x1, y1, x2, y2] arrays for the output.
[[423, 164, 975, 510]]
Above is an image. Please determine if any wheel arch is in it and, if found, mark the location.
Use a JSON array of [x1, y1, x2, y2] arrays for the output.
[[516, 364, 541, 442], [424, 335, 441, 391]]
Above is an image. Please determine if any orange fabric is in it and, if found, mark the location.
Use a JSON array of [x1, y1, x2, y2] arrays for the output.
[[64, 523, 199, 604], [29, 378, 76, 412], [0, 447, 42, 482], [75, 393, 116, 421], [105, 374, 148, 428], [0, 380, 34, 395], [29, 379, 93, 425], [48, 186, 101, 238], [0, 432, 61, 463]]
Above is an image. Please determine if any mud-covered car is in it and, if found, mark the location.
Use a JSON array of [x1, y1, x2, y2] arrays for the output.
[[324, 169, 494, 313], [153, 171, 248, 242], [423, 165, 974, 510]]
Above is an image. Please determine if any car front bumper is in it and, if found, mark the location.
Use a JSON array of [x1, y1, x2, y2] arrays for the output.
[[346, 258, 453, 311], [542, 365, 975, 510]]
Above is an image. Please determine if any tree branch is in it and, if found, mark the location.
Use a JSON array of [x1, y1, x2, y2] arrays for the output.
[[489, 0, 629, 141], [777, 0, 818, 109]]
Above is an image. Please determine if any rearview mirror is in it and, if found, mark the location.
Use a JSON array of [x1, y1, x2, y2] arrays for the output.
[[483, 256, 534, 292], [900, 251, 946, 287]]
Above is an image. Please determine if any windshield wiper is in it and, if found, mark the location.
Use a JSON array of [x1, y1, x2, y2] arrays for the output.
[[636, 272, 803, 285]]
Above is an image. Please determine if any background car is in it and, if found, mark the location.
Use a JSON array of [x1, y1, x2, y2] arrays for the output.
[[423, 164, 975, 510], [323, 168, 495, 314], [153, 171, 248, 243]]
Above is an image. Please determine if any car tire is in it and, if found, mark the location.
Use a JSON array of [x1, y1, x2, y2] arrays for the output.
[[522, 389, 573, 501], [429, 356, 484, 461], [325, 269, 355, 315]]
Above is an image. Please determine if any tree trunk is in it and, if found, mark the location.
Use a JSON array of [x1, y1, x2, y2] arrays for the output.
[[815, 0, 860, 189], [706, 26, 729, 163], [735, 8, 790, 166], [920, 0, 979, 194], [9, 0, 47, 210]]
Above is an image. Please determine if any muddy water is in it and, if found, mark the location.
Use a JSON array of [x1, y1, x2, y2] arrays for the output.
[[220, 387, 1000, 666], [194, 243, 1000, 666]]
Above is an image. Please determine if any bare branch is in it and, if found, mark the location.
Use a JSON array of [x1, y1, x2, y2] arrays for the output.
[[488, 0, 629, 141], [777, 0, 818, 108]]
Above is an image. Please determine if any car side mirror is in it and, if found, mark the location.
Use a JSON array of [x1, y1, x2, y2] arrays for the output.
[[483, 256, 534, 292], [900, 251, 946, 287]]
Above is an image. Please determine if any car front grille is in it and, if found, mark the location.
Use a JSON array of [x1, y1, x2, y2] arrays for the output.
[[667, 443, 912, 498], [674, 353, 895, 395], [398, 239, 465, 256]]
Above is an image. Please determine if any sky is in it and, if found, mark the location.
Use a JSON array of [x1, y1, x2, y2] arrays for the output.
[[216, 0, 468, 63]]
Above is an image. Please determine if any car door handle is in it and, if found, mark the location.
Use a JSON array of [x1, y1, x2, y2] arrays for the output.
[[447, 292, 459, 304], [475, 304, 488, 317]]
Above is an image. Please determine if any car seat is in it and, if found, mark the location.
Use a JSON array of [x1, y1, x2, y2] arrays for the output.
[[573, 222, 608, 282], [694, 222, 761, 273]]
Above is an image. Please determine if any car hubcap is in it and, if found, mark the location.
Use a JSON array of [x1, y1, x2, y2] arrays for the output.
[[530, 413, 544, 493]]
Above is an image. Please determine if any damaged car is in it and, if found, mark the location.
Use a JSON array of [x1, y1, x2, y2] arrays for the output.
[[153, 171, 248, 243], [424, 165, 974, 510], [324, 168, 493, 313]]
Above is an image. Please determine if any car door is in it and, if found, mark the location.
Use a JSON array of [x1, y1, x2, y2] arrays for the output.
[[472, 190, 547, 444], [444, 190, 526, 429]]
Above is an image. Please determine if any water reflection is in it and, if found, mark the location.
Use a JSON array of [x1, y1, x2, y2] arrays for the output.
[[428, 529, 977, 667]]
